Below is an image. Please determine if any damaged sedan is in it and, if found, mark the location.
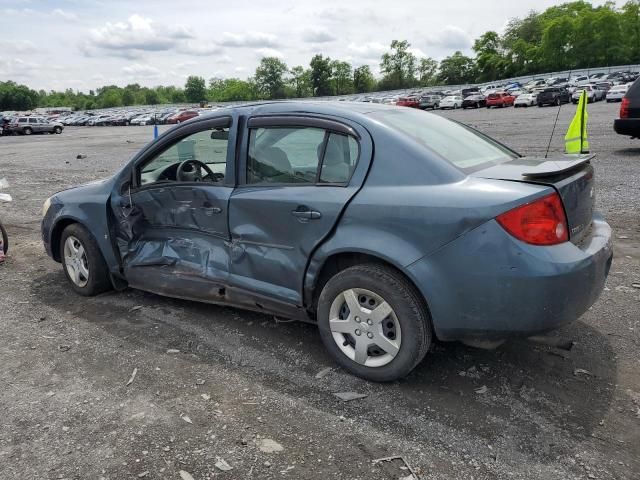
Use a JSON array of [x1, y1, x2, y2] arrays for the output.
[[41, 102, 613, 381]]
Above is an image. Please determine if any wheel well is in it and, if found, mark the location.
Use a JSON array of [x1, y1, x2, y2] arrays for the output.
[[50, 219, 78, 262], [310, 252, 430, 321]]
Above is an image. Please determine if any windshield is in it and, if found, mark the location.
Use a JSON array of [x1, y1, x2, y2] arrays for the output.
[[369, 109, 517, 171]]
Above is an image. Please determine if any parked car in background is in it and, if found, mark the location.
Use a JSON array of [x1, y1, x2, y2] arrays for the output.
[[461, 87, 481, 99], [8, 116, 64, 135], [614, 78, 640, 138], [570, 75, 591, 87], [396, 96, 420, 108], [572, 86, 598, 103], [462, 94, 486, 109], [40, 101, 613, 382], [486, 92, 515, 108], [514, 93, 538, 107], [130, 115, 155, 126], [419, 95, 440, 110], [606, 84, 630, 102], [166, 110, 199, 124], [537, 88, 571, 107], [438, 95, 462, 109]]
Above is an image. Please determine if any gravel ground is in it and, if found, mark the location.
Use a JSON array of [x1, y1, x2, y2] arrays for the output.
[[0, 102, 638, 480]]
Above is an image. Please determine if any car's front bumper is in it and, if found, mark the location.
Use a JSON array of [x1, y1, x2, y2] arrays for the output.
[[407, 213, 613, 342], [614, 118, 640, 137]]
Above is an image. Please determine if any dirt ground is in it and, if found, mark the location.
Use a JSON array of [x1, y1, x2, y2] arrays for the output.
[[0, 102, 638, 480]]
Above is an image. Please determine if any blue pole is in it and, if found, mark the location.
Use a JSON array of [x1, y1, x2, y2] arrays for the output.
[[153, 113, 158, 139]]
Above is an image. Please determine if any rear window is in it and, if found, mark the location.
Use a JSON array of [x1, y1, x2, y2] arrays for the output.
[[369, 109, 517, 172]]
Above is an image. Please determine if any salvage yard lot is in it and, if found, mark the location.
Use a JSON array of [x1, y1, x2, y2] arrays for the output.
[[0, 102, 638, 479]]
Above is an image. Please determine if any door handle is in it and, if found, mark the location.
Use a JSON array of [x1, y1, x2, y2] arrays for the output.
[[291, 207, 322, 220]]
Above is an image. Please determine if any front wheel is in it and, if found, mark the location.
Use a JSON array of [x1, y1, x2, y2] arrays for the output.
[[23, 127, 32, 135], [54, 126, 62, 134], [60, 224, 112, 296], [317, 264, 432, 382]]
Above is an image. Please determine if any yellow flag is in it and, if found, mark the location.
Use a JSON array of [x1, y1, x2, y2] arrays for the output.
[[565, 90, 589, 154]]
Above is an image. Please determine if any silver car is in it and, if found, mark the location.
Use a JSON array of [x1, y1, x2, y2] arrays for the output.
[[9, 117, 64, 135]]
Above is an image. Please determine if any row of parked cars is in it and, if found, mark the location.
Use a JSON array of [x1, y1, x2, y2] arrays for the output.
[[391, 81, 633, 112], [60, 108, 205, 127], [349, 70, 639, 110]]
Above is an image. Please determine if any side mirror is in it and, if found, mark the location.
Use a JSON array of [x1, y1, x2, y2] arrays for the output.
[[211, 129, 229, 140]]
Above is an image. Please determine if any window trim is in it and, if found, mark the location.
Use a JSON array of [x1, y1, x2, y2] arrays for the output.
[[243, 124, 360, 188]]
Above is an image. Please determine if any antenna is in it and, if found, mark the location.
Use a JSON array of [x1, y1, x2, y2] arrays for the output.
[[544, 68, 572, 159]]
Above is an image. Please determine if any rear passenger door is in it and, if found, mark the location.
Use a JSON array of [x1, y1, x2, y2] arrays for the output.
[[227, 115, 372, 305]]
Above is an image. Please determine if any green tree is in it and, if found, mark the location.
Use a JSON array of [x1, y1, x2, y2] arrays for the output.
[[331, 60, 353, 95], [417, 57, 438, 85], [144, 89, 160, 105], [309, 54, 333, 96], [379, 40, 417, 90], [438, 51, 475, 85], [289, 66, 312, 97], [254, 57, 289, 99], [353, 65, 375, 93], [209, 78, 257, 101], [184, 75, 207, 103], [621, 0, 640, 63]]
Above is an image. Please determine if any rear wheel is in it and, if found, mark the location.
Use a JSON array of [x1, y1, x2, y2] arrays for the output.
[[317, 264, 432, 382], [60, 224, 112, 296]]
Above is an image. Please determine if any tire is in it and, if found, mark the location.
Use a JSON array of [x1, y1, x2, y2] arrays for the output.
[[60, 224, 112, 296], [317, 264, 432, 382], [0, 221, 8, 255], [538, 103, 543, 107], [54, 126, 62, 134], [555, 98, 561, 106], [23, 127, 32, 135]]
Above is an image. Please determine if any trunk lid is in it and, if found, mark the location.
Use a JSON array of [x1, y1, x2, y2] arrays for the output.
[[471, 155, 595, 244]]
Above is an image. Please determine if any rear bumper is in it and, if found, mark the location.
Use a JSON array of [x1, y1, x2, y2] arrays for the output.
[[407, 213, 613, 341], [614, 118, 640, 137]]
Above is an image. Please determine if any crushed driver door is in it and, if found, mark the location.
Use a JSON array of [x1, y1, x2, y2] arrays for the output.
[[110, 116, 237, 302]]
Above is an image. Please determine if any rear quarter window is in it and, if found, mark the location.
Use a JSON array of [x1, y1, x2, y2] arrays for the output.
[[369, 109, 517, 172]]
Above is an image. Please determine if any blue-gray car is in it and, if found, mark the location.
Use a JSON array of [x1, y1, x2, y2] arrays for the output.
[[41, 102, 613, 381]]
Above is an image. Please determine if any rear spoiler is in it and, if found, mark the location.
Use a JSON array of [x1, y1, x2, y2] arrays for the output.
[[522, 154, 595, 178]]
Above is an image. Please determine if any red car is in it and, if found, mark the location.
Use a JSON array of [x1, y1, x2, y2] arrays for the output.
[[486, 92, 515, 108], [396, 96, 420, 108], [166, 110, 199, 124]]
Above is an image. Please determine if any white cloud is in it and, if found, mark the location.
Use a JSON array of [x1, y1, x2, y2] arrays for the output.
[[408, 47, 428, 58], [178, 41, 223, 56], [221, 31, 279, 48], [426, 25, 473, 50], [122, 63, 161, 78], [0, 57, 39, 78], [256, 48, 284, 59], [7, 41, 38, 54], [347, 42, 386, 60], [52, 9, 79, 22], [301, 27, 336, 43], [85, 15, 189, 57]]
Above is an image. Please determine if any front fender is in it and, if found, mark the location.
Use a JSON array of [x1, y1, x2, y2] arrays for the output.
[[42, 184, 118, 273]]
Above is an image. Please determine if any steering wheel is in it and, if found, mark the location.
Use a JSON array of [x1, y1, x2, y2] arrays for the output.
[[176, 159, 218, 182]]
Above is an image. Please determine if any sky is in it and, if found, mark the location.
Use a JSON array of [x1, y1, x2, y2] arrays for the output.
[[0, 0, 620, 92]]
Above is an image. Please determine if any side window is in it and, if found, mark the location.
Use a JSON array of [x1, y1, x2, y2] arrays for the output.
[[18, 118, 27, 123], [28, 118, 37, 124], [319, 133, 359, 183], [248, 127, 325, 184], [139, 127, 229, 186]]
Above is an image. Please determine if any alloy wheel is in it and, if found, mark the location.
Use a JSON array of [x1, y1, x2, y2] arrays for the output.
[[328, 288, 402, 367], [64, 236, 89, 287]]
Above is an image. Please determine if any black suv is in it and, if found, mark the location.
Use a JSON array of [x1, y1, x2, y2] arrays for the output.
[[614, 77, 640, 138], [537, 88, 570, 107]]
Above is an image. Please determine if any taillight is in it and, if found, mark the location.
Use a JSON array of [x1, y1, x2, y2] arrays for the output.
[[620, 97, 630, 118], [496, 193, 568, 246]]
